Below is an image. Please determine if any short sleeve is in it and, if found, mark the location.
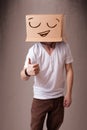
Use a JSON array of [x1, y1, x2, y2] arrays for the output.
[[24, 45, 37, 68], [64, 43, 73, 64]]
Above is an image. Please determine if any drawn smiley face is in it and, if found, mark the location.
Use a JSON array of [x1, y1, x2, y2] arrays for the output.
[[25, 15, 63, 42], [28, 17, 60, 37]]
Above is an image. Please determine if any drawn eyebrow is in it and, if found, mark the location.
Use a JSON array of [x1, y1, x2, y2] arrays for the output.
[[56, 18, 60, 22], [28, 17, 33, 20]]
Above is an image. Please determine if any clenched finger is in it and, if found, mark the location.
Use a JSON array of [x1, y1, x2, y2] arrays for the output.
[[33, 64, 39, 68]]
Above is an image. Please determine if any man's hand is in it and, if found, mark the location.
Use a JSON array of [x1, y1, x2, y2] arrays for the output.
[[63, 94, 72, 107], [26, 58, 40, 76]]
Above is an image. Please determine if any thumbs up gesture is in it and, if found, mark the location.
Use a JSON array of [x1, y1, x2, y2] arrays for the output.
[[26, 58, 40, 76]]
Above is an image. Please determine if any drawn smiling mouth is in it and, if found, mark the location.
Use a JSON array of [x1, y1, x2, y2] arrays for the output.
[[38, 30, 50, 37]]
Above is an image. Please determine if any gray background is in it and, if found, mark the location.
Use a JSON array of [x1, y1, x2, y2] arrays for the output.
[[0, 0, 87, 130]]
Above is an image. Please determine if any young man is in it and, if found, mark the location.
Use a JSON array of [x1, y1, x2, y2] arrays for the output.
[[20, 41, 74, 130]]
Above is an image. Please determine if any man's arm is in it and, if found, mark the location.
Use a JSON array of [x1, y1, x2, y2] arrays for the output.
[[64, 63, 74, 107], [20, 68, 30, 80]]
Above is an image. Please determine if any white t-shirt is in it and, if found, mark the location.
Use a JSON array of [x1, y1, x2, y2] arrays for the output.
[[24, 42, 73, 99]]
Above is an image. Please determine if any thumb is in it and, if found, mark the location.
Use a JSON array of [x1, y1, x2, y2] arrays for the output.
[[28, 58, 31, 64]]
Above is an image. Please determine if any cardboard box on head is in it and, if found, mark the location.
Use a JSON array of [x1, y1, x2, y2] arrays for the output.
[[25, 14, 64, 42]]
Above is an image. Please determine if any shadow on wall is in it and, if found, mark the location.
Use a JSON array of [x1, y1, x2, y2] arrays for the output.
[[68, 0, 87, 13]]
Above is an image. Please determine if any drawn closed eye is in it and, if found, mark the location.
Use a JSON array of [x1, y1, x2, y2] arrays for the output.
[[47, 23, 57, 28], [29, 22, 41, 28], [47, 18, 60, 28]]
